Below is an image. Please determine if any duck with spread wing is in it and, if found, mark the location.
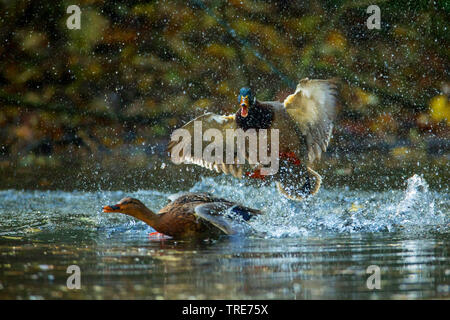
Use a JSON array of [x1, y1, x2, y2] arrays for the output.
[[103, 193, 262, 239], [168, 79, 338, 201]]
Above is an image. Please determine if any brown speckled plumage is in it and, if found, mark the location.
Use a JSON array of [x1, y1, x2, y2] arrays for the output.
[[103, 193, 261, 239]]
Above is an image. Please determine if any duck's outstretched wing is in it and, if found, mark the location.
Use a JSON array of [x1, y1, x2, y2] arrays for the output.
[[167, 112, 251, 178], [194, 201, 262, 235], [283, 78, 338, 163]]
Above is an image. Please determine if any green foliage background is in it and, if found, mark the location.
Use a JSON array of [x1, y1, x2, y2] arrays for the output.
[[0, 0, 448, 164]]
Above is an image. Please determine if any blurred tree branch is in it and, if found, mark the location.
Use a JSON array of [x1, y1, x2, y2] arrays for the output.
[[0, 90, 181, 127]]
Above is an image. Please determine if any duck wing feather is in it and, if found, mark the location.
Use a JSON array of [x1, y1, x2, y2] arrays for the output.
[[194, 201, 262, 235], [168, 113, 254, 178], [283, 78, 338, 163]]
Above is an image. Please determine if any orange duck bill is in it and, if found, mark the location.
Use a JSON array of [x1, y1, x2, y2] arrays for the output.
[[102, 204, 121, 213]]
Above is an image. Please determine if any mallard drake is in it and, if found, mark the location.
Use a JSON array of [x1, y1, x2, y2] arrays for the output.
[[102, 193, 262, 239], [168, 79, 338, 200]]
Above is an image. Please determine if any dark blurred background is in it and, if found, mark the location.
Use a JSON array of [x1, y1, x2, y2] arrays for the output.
[[0, 0, 448, 190]]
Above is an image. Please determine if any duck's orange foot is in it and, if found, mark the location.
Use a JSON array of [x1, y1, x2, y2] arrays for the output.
[[149, 231, 168, 239], [245, 169, 266, 180], [279, 152, 301, 166]]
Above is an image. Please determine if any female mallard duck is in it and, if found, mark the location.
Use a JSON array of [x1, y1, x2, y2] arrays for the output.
[[168, 78, 338, 200], [102, 193, 261, 239]]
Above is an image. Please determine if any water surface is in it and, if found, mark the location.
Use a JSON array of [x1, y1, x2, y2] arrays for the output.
[[0, 174, 448, 299]]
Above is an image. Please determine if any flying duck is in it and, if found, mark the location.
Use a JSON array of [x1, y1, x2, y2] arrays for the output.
[[168, 79, 338, 200]]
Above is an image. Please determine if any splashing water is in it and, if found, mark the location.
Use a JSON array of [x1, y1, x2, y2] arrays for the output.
[[392, 175, 437, 224], [0, 174, 449, 300], [0, 175, 448, 239], [189, 174, 448, 237]]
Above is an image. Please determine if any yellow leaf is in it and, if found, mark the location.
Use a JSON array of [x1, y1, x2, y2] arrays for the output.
[[349, 203, 364, 212], [194, 99, 211, 109], [391, 146, 409, 158], [429, 95, 449, 125], [327, 31, 347, 50], [25, 228, 42, 233], [2, 236, 22, 240], [205, 44, 236, 60]]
